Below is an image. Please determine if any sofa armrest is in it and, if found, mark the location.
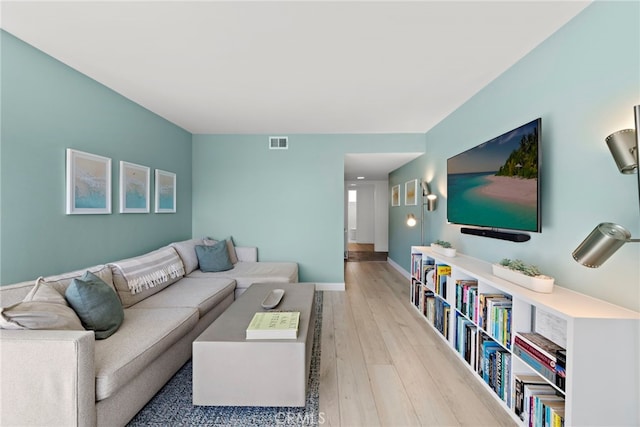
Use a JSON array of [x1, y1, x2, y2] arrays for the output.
[[0, 330, 96, 427], [235, 246, 258, 262]]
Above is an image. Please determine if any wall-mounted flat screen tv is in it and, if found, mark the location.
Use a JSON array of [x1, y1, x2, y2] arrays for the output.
[[447, 118, 541, 233]]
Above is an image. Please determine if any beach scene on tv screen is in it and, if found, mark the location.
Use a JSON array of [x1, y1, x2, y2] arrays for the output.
[[447, 120, 539, 231]]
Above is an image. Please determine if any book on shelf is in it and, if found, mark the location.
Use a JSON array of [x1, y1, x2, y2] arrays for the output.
[[424, 291, 436, 324], [514, 335, 557, 369], [455, 314, 474, 362], [411, 253, 423, 281], [477, 331, 496, 378], [518, 332, 565, 359], [522, 383, 559, 427], [516, 332, 567, 391], [421, 287, 434, 317], [246, 311, 300, 339], [532, 394, 565, 427], [465, 322, 477, 367], [474, 329, 511, 405], [483, 296, 512, 348], [435, 264, 451, 298], [512, 345, 556, 384], [455, 279, 478, 321], [555, 349, 567, 391], [410, 278, 419, 307], [514, 373, 549, 420], [543, 400, 565, 427], [434, 298, 450, 338], [478, 293, 509, 329], [422, 257, 435, 284]]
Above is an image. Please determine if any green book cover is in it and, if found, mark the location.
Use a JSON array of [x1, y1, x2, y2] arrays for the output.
[[246, 312, 300, 339]]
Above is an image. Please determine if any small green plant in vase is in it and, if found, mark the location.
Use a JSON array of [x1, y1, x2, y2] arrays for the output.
[[431, 240, 456, 257], [493, 258, 554, 293]]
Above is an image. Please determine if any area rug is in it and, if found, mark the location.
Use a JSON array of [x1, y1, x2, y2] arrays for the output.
[[127, 291, 323, 427]]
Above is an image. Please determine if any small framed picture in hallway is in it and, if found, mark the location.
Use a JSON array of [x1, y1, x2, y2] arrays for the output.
[[405, 179, 417, 206], [391, 185, 400, 207]]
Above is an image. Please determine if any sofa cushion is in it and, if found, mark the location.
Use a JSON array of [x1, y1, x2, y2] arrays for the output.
[[130, 277, 235, 318], [110, 247, 185, 308], [187, 261, 298, 290], [195, 242, 233, 272], [169, 238, 205, 275], [94, 307, 198, 401], [204, 236, 238, 264], [65, 272, 124, 339], [0, 278, 84, 331], [40, 265, 115, 296]]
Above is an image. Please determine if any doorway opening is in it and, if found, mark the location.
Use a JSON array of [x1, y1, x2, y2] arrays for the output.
[[345, 186, 388, 262]]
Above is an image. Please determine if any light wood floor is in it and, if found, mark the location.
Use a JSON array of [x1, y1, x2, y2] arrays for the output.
[[319, 261, 517, 427]]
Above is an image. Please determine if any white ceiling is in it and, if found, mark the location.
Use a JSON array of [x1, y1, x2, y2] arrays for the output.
[[344, 152, 424, 180], [0, 0, 591, 179]]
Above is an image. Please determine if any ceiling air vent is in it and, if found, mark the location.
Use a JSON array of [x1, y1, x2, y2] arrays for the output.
[[269, 136, 288, 150]]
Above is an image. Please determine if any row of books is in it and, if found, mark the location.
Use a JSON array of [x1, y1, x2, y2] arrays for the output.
[[514, 374, 565, 427], [455, 313, 478, 369], [427, 263, 450, 299], [410, 280, 439, 316], [479, 294, 512, 349], [453, 280, 513, 349], [478, 331, 511, 405], [431, 294, 450, 339], [410, 253, 450, 299], [410, 280, 450, 340], [410, 278, 421, 309], [455, 279, 479, 321], [514, 332, 566, 391], [411, 253, 423, 282]]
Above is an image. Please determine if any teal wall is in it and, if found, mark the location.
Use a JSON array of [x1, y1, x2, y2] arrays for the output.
[[388, 153, 430, 254], [0, 31, 193, 284], [192, 134, 424, 283], [390, 1, 640, 311]]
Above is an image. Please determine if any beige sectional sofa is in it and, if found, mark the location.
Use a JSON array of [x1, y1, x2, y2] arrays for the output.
[[0, 238, 298, 427]]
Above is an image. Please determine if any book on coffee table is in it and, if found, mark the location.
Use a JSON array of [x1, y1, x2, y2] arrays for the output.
[[246, 311, 300, 339]]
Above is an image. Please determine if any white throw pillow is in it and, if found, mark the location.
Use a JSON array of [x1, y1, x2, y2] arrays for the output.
[[0, 278, 84, 331]]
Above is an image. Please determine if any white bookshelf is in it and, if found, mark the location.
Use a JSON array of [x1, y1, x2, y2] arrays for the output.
[[410, 246, 640, 426]]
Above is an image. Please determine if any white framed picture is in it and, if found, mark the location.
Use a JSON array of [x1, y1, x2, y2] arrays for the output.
[[155, 169, 176, 213], [119, 161, 150, 213], [66, 149, 112, 214], [405, 179, 418, 206], [391, 184, 400, 207]]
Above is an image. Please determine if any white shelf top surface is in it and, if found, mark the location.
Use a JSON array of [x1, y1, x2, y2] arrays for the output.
[[411, 246, 640, 320]]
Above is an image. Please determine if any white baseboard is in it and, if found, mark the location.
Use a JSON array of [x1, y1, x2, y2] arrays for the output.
[[315, 283, 345, 291], [387, 257, 410, 280]]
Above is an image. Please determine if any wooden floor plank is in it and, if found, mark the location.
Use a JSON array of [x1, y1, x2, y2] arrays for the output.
[[319, 290, 339, 426], [331, 291, 381, 427], [367, 364, 420, 427]]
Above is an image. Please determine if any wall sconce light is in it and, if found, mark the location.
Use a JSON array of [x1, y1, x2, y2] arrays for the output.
[[606, 129, 638, 174], [406, 213, 417, 227], [572, 105, 640, 267], [422, 182, 438, 212], [406, 180, 438, 245]]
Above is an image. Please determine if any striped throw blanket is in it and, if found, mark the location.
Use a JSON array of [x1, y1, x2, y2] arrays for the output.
[[112, 247, 185, 294]]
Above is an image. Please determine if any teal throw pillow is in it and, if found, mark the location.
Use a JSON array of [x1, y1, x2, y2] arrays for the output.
[[195, 241, 233, 272], [65, 271, 124, 339]]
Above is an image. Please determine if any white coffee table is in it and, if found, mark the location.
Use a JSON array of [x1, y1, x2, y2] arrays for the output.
[[192, 282, 316, 407]]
